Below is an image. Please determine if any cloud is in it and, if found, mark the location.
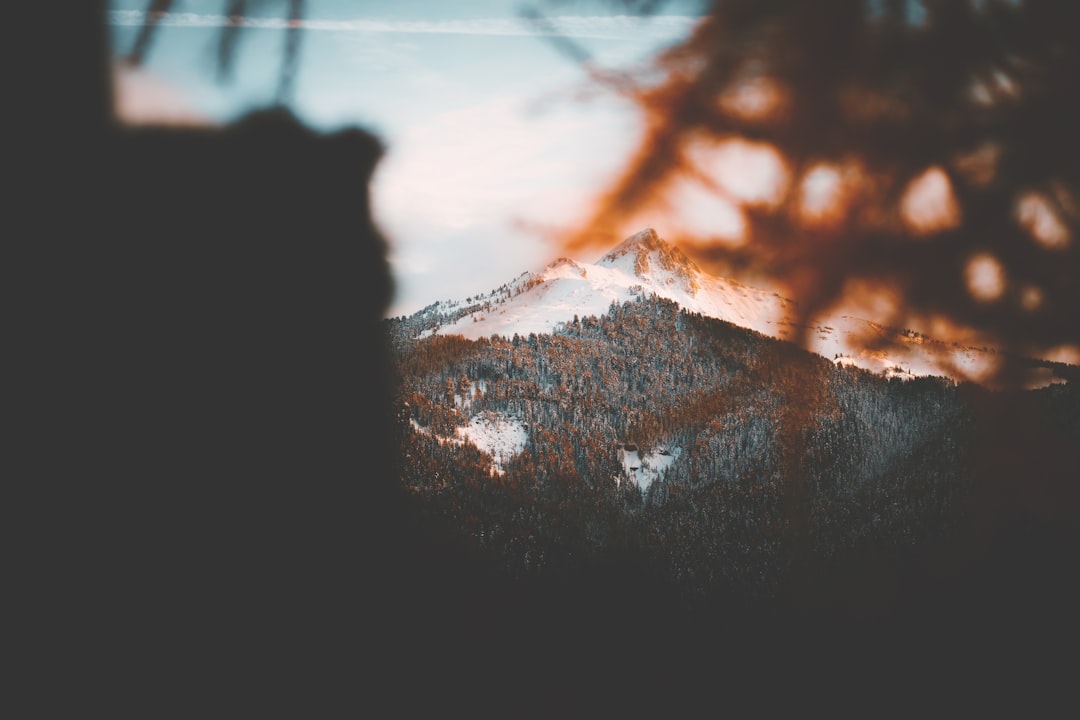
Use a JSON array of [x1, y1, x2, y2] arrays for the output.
[[107, 10, 697, 40], [374, 93, 637, 231], [373, 92, 640, 316]]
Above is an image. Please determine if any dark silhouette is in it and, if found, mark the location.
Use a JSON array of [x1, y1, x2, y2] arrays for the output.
[[29, 1, 401, 711]]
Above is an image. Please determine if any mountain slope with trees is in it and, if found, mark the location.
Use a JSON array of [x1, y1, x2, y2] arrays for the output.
[[390, 293, 1077, 607]]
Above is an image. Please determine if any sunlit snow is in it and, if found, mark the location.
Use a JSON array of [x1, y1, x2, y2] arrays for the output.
[[436, 228, 794, 341], [414, 227, 1014, 384]]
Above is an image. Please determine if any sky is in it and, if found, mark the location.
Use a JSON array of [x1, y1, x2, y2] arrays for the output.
[[107, 0, 706, 317]]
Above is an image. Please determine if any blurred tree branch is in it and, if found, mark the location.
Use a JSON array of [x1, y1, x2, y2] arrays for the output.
[[124, 0, 306, 104], [563, 0, 1080, 385]]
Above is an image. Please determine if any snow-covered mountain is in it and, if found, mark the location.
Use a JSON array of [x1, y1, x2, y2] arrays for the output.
[[397, 228, 1001, 382]]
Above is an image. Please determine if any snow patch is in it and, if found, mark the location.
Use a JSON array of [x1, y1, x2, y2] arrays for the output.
[[410, 411, 528, 477], [619, 444, 681, 490], [456, 412, 529, 476]]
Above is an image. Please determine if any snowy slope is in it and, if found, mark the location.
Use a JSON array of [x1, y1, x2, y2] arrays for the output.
[[418, 228, 794, 340], [400, 227, 1005, 382]]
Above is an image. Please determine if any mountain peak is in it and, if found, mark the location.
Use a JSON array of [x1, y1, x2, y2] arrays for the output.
[[600, 227, 662, 259], [598, 228, 701, 291], [395, 226, 1008, 384]]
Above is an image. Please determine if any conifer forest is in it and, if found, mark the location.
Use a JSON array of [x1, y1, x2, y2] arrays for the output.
[[389, 296, 1079, 609]]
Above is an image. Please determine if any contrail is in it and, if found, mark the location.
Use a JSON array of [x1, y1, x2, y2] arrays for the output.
[[107, 10, 697, 41]]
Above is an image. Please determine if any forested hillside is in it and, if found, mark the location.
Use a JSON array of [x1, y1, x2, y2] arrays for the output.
[[389, 295, 1077, 607]]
